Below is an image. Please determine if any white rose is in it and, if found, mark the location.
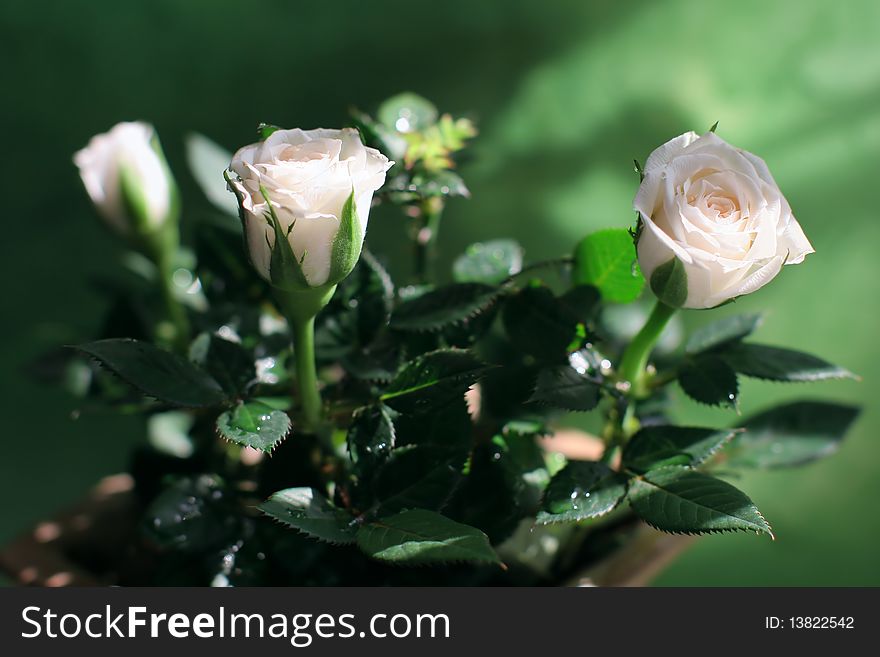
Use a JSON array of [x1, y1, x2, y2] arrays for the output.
[[634, 131, 813, 309], [74, 121, 174, 236], [227, 127, 392, 289]]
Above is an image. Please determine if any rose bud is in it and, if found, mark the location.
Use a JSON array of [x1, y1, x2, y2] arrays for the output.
[[225, 127, 392, 292], [634, 131, 813, 309], [74, 121, 178, 239]]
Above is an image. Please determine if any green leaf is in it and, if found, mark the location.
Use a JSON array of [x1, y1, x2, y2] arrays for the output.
[[573, 228, 645, 303], [686, 313, 764, 354], [74, 339, 228, 407], [377, 92, 438, 132], [184, 133, 239, 216], [649, 257, 688, 308], [559, 285, 601, 323], [718, 343, 854, 382], [328, 190, 363, 285], [390, 283, 500, 332], [381, 349, 489, 414], [678, 354, 738, 408], [259, 487, 357, 545], [216, 400, 291, 453], [444, 439, 532, 544], [373, 446, 463, 515], [537, 461, 627, 524], [725, 401, 860, 469], [318, 249, 395, 356], [453, 239, 523, 285], [143, 475, 235, 552], [502, 285, 586, 361], [622, 425, 738, 473], [529, 364, 601, 412], [356, 509, 500, 565], [189, 332, 256, 396], [411, 170, 470, 198], [627, 466, 773, 537], [347, 403, 396, 470], [394, 396, 473, 455]]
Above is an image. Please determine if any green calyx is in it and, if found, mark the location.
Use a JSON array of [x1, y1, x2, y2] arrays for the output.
[[260, 185, 313, 291], [649, 256, 688, 308], [328, 190, 363, 286], [274, 284, 338, 327], [118, 134, 179, 240], [254, 185, 362, 292]]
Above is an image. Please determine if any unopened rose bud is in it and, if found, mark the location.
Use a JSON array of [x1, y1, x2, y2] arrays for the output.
[[74, 121, 177, 238], [634, 131, 813, 309], [226, 127, 392, 290]]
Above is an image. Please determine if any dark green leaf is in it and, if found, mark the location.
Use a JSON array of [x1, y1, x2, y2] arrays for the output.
[[216, 400, 290, 453], [529, 364, 601, 412], [189, 333, 256, 396], [686, 313, 764, 354], [453, 239, 523, 285], [390, 283, 500, 332], [650, 257, 688, 308], [347, 403, 396, 470], [381, 349, 489, 414], [622, 425, 738, 473], [143, 475, 238, 552], [318, 249, 395, 357], [537, 461, 627, 524], [373, 446, 463, 515], [502, 285, 585, 361], [184, 133, 239, 217], [559, 285, 601, 323], [394, 396, 472, 454], [445, 439, 530, 543], [440, 302, 499, 347], [573, 228, 644, 303], [74, 339, 227, 407], [678, 355, 738, 408], [356, 509, 500, 565], [341, 343, 400, 382], [719, 343, 854, 382], [628, 466, 773, 536], [259, 487, 357, 544], [725, 401, 860, 469]]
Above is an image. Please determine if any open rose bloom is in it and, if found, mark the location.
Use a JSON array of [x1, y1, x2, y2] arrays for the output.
[[228, 128, 392, 289], [634, 131, 814, 309]]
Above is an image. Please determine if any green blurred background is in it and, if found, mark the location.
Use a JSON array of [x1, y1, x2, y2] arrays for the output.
[[2, 0, 878, 585]]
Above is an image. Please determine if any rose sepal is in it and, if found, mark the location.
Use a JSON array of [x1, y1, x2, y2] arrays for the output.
[[327, 190, 363, 286], [648, 257, 688, 308]]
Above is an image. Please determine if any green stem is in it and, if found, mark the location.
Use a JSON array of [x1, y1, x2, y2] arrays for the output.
[[275, 285, 336, 434], [146, 231, 189, 353], [291, 315, 322, 431], [617, 300, 676, 399], [414, 197, 444, 283]]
